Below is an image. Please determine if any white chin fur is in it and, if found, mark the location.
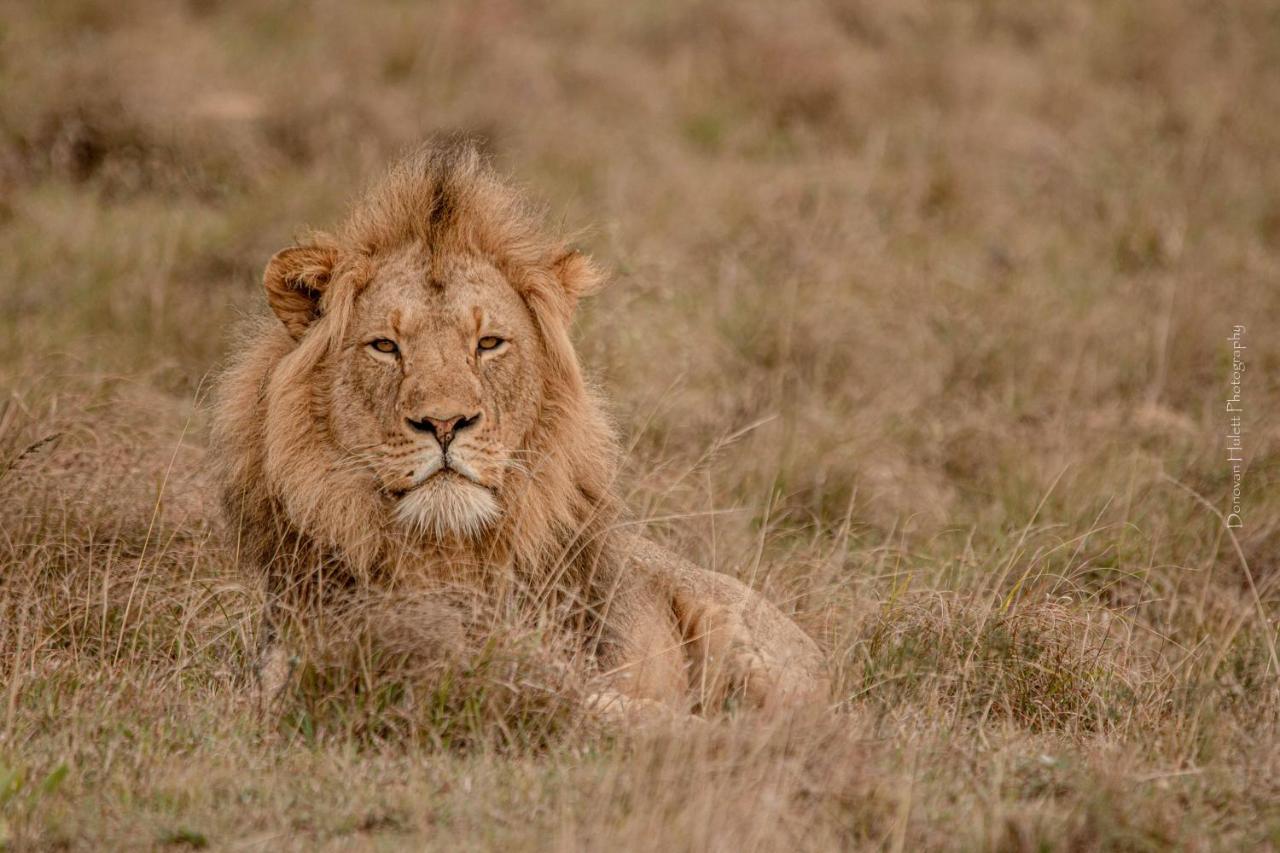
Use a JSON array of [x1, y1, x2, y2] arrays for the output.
[[394, 475, 500, 539]]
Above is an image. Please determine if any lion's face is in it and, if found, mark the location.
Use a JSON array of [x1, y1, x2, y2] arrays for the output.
[[326, 246, 543, 538], [241, 146, 609, 560]]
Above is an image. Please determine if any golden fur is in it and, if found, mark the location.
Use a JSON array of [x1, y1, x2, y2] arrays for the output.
[[211, 142, 826, 714]]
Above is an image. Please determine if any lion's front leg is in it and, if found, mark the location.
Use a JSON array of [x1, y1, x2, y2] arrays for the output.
[[251, 601, 298, 715], [255, 638, 296, 707]]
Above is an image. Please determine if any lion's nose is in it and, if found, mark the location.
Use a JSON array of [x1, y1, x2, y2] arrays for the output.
[[406, 412, 481, 450]]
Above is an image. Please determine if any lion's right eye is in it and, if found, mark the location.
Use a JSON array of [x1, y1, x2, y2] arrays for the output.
[[369, 339, 399, 355]]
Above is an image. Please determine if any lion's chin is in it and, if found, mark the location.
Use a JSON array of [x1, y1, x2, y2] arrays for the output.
[[393, 475, 500, 540]]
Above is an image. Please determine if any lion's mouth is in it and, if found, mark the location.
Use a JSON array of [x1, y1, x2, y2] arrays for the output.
[[388, 466, 491, 500]]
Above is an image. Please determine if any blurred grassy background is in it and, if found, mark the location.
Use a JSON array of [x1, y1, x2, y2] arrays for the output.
[[1, 1, 1278, 849]]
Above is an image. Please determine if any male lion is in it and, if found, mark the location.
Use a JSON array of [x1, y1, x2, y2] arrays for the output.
[[211, 142, 826, 717]]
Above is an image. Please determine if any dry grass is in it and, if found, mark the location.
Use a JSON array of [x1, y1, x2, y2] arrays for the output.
[[2, 1, 1279, 849]]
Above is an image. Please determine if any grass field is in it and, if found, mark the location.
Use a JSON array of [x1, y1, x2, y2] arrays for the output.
[[2, 1, 1278, 849]]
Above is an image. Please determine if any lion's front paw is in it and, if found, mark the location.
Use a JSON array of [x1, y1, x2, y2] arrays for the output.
[[253, 642, 298, 715]]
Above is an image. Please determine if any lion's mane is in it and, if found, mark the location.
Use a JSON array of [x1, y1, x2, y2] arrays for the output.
[[210, 143, 621, 603]]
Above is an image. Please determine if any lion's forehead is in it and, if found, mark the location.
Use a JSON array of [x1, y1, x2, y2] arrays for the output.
[[355, 248, 530, 337]]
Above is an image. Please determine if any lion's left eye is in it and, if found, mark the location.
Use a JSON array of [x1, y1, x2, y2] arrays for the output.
[[477, 336, 505, 353]]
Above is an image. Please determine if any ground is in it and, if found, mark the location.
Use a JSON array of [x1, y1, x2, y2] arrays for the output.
[[1, 1, 1278, 850]]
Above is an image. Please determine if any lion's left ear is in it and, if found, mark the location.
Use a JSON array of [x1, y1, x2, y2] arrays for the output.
[[264, 244, 339, 340], [551, 249, 603, 318]]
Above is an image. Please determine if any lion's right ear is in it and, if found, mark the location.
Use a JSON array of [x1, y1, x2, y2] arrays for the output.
[[263, 245, 339, 340]]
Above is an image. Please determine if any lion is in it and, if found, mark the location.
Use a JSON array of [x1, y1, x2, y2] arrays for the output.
[[210, 142, 827, 719]]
